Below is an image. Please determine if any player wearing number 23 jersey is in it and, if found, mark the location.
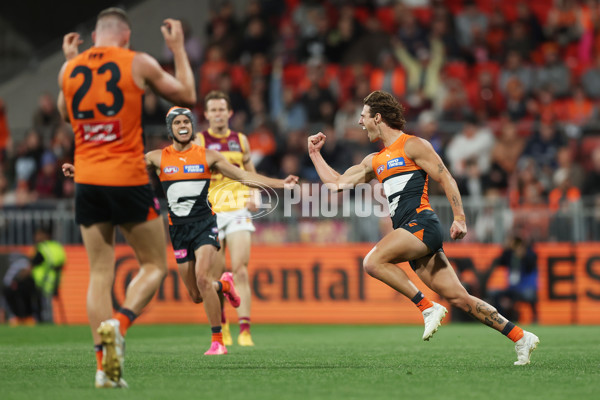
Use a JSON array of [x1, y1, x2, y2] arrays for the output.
[[62, 46, 147, 187]]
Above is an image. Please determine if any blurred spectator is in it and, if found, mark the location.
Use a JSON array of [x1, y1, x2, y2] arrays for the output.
[[548, 168, 582, 241], [491, 235, 539, 323], [50, 125, 74, 167], [499, 51, 534, 96], [395, 7, 428, 57], [199, 46, 229, 97], [415, 110, 444, 155], [33, 151, 62, 199], [392, 37, 444, 113], [582, 145, 600, 196], [270, 58, 307, 135], [205, 3, 240, 63], [296, 6, 329, 62], [13, 129, 43, 190], [369, 50, 406, 100], [521, 121, 567, 175], [544, 0, 583, 47], [488, 120, 525, 193], [2, 253, 37, 326], [218, 72, 250, 118], [346, 14, 391, 65], [326, 7, 362, 63], [333, 97, 361, 141], [485, 8, 508, 61], [436, 77, 473, 121], [240, 17, 272, 61], [468, 69, 504, 119], [533, 42, 572, 97], [581, 53, 600, 99], [430, 13, 461, 61], [503, 20, 535, 61], [504, 78, 530, 121], [32, 93, 62, 147], [455, 0, 488, 50], [274, 17, 300, 65], [445, 114, 495, 178], [30, 225, 66, 323], [515, 1, 545, 49], [562, 85, 594, 126], [162, 19, 203, 67]]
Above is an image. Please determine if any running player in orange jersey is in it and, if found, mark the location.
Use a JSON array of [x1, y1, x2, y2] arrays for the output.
[[57, 8, 196, 388], [308, 90, 539, 365], [145, 107, 297, 355], [195, 91, 258, 346]]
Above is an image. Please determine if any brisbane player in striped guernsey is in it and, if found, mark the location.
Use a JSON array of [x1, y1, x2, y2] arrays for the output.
[[145, 107, 298, 355], [308, 90, 539, 365], [58, 8, 195, 388], [195, 91, 259, 347]]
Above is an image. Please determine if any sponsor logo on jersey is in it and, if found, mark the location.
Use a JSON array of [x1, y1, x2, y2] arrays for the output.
[[208, 143, 221, 150], [228, 140, 241, 152], [80, 120, 122, 142], [184, 164, 205, 173], [376, 165, 385, 175], [387, 157, 406, 169], [163, 166, 179, 174]]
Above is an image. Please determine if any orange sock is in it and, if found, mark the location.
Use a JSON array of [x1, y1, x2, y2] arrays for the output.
[[212, 332, 224, 345], [504, 323, 524, 342], [220, 279, 231, 293], [94, 344, 103, 371], [113, 312, 132, 336], [411, 291, 433, 312]]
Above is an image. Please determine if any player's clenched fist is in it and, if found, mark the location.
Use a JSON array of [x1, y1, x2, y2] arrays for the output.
[[308, 132, 327, 154]]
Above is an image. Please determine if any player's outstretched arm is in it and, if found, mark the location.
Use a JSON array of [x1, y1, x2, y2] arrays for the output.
[[405, 136, 467, 240], [133, 19, 196, 107], [308, 132, 375, 191], [207, 149, 298, 189]]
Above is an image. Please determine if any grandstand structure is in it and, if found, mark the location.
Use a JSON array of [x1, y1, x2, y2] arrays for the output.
[[1, 0, 600, 246]]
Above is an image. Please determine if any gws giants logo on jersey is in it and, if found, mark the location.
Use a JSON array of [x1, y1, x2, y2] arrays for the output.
[[163, 166, 179, 174], [376, 165, 385, 175], [228, 140, 241, 151], [184, 164, 205, 173], [387, 157, 406, 169], [208, 143, 221, 151]]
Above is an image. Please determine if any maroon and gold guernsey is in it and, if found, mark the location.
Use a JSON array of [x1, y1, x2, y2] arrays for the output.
[[197, 129, 250, 212], [372, 133, 433, 226], [61, 46, 147, 186]]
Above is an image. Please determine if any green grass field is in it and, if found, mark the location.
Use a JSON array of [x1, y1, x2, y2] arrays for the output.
[[0, 324, 598, 400]]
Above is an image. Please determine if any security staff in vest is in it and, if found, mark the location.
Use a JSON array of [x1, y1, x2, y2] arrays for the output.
[[31, 225, 66, 323]]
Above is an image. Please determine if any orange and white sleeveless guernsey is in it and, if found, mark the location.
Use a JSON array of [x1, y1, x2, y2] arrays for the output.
[[372, 133, 433, 227], [61, 46, 147, 186], [197, 129, 250, 213], [159, 144, 213, 225]]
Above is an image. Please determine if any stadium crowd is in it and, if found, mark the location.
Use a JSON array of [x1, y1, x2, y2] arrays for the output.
[[1, 0, 600, 243]]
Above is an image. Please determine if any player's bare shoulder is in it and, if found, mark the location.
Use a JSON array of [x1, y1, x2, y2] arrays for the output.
[[362, 152, 379, 179], [145, 149, 162, 171]]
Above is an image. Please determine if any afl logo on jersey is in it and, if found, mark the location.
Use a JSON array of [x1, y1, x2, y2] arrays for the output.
[[208, 143, 221, 150], [163, 166, 179, 174], [387, 157, 406, 169], [376, 165, 385, 175], [228, 140, 241, 151]]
